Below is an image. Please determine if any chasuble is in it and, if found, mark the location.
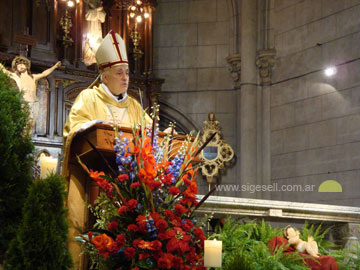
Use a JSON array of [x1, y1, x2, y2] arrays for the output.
[[62, 84, 150, 269]]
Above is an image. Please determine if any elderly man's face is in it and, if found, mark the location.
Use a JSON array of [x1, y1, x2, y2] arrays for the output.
[[102, 65, 129, 95]]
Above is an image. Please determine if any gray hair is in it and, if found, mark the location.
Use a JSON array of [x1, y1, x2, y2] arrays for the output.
[[100, 69, 110, 82]]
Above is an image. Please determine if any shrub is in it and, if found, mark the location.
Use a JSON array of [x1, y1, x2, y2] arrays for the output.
[[3, 174, 73, 270], [0, 70, 34, 262]]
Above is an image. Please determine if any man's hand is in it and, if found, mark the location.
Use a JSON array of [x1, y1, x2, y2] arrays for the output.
[[76, 120, 104, 134], [55, 61, 62, 68], [163, 127, 177, 134], [103, 120, 114, 126]]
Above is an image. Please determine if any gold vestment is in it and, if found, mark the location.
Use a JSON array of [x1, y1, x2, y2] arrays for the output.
[[62, 84, 150, 269]]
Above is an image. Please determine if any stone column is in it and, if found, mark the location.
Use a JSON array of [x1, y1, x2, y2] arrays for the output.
[[226, 54, 241, 89], [256, 49, 276, 199], [338, 223, 360, 249], [239, 0, 258, 198]]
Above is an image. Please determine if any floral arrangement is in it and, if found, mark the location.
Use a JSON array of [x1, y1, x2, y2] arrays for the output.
[[80, 112, 214, 270]]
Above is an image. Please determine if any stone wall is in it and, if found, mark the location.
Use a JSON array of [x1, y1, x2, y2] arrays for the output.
[[270, 0, 360, 206], [153, 0, 360, 207], [153, 0, 238, 195]]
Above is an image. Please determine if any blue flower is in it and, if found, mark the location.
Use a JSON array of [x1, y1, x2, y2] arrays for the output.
[[145, 257, 154, 267], [118, 165, 125, 174]]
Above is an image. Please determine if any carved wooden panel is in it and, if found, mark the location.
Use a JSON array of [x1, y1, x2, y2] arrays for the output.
[[31, 0, 57, 61], [0, 0, 31, 52], [36, 78, 50, 135], [64, 86, 87, 121]]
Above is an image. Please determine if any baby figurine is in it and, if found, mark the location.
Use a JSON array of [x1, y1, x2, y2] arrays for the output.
[[284, 226, 320, 258]]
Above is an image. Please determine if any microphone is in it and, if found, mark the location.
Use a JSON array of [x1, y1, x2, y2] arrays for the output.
[[136, 86, 144, 112]]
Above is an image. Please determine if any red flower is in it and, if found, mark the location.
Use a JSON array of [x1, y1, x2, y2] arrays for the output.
[[150, 212, 160, 222], [174, 204, 187, 216], [140, 138, 153, 158], [138, 222, 148, 234], [193, 227, 206, 243], [164, 210, 175, 220], [90, 170, 105, 181], [108, 221, 119, 231], [150, 240, 162, 251], [138, 252, 150, 260], [156, 161, 172, 172], [171, 217, 181, 227], [138, 240, 154, 250], [134, 146, 140, 155], [136, 215, 147, 225], [88, 231, 93, 241], [180, 194, 198, 207], [115, 234, 126, 247], [169, 186, 180, 196], [157, 253, 174, 269], [137, 142, 158, 190], [182, 174, 192, 186], [185, 247, 197, 264], [127, 224, 139, 232], [133, 239, 141, 248], [153, 250, 164, 260], [118, 205, 129, 215], [166, 227, 191, 254], [155, 219, 168, 232], [181, 219, 193, 232], [148, 180, 162, 190], [158, 232, 167, 240], [185, 181, 199, 196], [124, 247, 136, 259], [90, 171, 114, 198], [130, 182, 141, 188], [91, 234, 116, 258], [127, 199, 138, 210], [172, 256, 183, 267], [131, 267, 140, 270], [162, 173, 173, 185], [118, 174, 129, 182]]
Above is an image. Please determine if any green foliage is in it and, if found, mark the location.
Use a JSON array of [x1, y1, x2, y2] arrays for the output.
[[209, 218, 339, 270], [81, 240, 107, 270], [343, 242, 360, 270], [300, 221, 336, 254], [210, 218, 360, 270], [328, 236, 360, 270], [0, 70, 34, 261], [252, 219, 283, 244], [210, 218, 283, 266], [89, 191, 118, 230], [3, 174, 73, 270], [248, 242, 309, 270]]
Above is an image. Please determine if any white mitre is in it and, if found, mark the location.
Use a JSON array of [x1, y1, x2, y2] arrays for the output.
[[95, 30, 128, 71]]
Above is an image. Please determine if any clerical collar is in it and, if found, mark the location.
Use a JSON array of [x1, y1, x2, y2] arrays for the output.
[[101, 83, 127, 104]]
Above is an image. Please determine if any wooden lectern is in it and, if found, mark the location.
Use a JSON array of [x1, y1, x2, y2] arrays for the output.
[[67, 124, 198, 269], [71, 123, 196, 177], [70, 123, 198, 226], [67, 124, 199, 269]]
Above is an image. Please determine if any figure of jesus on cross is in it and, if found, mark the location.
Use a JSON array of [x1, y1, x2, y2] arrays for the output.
[[0, 56, 61, 132]]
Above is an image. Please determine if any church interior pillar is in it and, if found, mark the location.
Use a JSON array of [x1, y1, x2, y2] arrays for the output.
[[239, 0, 258, 198]]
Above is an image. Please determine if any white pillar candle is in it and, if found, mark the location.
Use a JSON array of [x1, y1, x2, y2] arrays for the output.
[[204, 239, 222, 267], [40, 155, 58, 179]]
